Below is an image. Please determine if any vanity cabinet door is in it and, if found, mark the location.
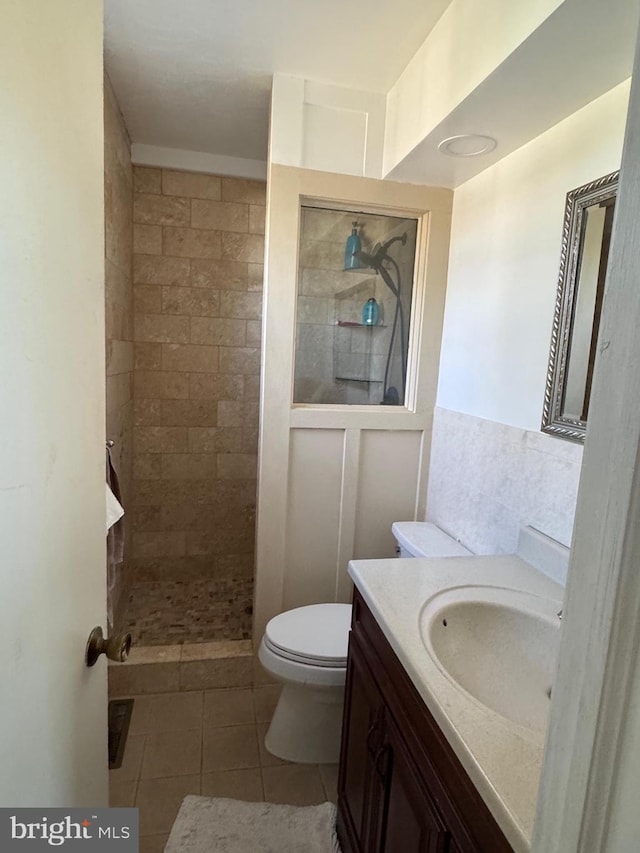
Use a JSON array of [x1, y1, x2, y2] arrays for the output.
[[338, 591, 514, 853], [338, 630, 387, 853], [373, 711, 450, 853]]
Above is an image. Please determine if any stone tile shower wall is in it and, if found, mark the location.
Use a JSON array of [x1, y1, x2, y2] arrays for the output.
[[104, 74, 134, 625], [130, 167, 265, 602]]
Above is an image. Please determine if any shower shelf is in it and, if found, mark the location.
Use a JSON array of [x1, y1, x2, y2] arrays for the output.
[[335, 376, 383, 383], [336, 321, 387, 328]]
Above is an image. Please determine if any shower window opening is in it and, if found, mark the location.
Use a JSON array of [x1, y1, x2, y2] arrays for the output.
[[294, 204, 419, 407]]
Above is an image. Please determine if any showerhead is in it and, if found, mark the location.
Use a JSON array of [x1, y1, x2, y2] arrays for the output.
[[381, 232, 407, 253], [355, 232, 407, 273], [355, 248, 383, 271]]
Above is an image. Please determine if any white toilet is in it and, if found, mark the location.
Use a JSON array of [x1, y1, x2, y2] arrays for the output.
[[391, 520, 472, 559], [258, 522, 472, 764]]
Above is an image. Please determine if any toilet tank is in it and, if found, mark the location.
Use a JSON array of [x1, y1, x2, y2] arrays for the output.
[[391, 521, 472, 558]]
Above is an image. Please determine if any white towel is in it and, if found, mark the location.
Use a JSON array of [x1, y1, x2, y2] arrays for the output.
[[106, 482, 124, 532]]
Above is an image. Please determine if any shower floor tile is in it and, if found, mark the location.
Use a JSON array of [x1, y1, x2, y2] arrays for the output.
[[119, 578, 253, 646]]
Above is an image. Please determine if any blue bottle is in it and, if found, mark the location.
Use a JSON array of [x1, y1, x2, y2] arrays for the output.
[[344, 222, 362, 271], [362, 298, 380, 326]]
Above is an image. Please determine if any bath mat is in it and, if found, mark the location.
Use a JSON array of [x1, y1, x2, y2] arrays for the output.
[[107, 698, 134, 769], [164, 795, 341, 853]]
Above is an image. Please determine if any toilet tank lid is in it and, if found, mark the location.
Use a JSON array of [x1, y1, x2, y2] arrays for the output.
[[265, 603, 352, 662], [392, 521, 472, 557]]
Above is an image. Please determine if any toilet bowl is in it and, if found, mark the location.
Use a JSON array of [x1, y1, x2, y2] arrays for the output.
[[259, 522, 473, 764], [258, 603, 351, 764]]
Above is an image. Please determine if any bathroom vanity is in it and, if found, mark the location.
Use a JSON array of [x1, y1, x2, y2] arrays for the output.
[[337, 554, 564, 853]]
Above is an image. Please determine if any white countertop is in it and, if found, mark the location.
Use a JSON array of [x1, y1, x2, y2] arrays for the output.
[[348, 554, 564, 853]]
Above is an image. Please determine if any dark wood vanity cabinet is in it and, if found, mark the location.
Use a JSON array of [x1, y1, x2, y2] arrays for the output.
[[340, 633, 447, 853], [337, 590, 514, 853]]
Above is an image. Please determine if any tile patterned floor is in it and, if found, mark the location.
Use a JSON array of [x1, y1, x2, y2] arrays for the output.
[[118, 578, 254, 645], [109, 686, 339, 853]]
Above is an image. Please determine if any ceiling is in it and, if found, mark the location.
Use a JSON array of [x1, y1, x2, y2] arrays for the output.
[[387, 0, 639, 187], [104, 0, 452, 163]]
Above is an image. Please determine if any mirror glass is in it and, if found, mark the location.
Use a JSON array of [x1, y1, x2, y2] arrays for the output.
[[542, 171, 618, 441]]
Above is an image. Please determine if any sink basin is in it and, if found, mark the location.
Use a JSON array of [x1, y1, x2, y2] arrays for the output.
[[419, 585, 562, 732]]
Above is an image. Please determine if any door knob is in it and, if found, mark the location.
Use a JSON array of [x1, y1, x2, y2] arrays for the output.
[[85, 626, 132, 667]]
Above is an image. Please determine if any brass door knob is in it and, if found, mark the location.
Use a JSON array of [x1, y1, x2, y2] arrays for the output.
[[85, 626, 132, 667]]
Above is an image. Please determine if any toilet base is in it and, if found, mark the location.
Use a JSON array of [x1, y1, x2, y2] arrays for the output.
[[264, 682, 345, 764]]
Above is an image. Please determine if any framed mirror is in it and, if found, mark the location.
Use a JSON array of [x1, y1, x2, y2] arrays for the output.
[[542, 170, 618, 442]]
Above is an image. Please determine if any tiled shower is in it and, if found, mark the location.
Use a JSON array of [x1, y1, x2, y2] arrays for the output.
[[104, 76, 265, 647], [294, 206, 418, 406]]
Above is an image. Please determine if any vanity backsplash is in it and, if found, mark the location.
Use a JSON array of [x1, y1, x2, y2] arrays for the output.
[[427, 407, 583, 556]]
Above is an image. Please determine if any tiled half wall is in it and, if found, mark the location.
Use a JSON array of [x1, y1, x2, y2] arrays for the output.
[[104, 74, 134, 622], [427, 407, 583, 555], [130, 167, 265, 590]]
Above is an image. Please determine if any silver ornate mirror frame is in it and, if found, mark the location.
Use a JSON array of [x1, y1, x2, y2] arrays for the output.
[[541, 170, 618, 442]]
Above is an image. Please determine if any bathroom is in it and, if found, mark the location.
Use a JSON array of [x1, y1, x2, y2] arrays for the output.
[[3, 1, 640, 851]]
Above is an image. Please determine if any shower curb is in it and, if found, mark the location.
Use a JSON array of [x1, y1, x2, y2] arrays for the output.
[[107, 639, 271, 696]]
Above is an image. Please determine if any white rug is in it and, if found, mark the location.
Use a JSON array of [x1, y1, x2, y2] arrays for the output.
[[164, 795, 341, 853]]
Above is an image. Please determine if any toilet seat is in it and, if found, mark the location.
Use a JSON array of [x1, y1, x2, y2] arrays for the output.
[[263, 635, 345, 668], [259, 637, 348, 688], [264, 603, 351, 668]]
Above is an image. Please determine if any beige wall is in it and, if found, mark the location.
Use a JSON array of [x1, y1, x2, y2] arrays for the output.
[[427, 81, 629, 556], [437, 79, 629, 430], [104, 73, 134, 624], [130, 167, 265, 587]]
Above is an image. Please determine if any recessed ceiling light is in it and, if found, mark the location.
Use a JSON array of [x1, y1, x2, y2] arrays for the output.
[[437, 134, 498, 157]]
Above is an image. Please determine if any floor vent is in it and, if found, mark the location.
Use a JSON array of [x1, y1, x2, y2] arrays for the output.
[[108, 698, 134, 770]]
